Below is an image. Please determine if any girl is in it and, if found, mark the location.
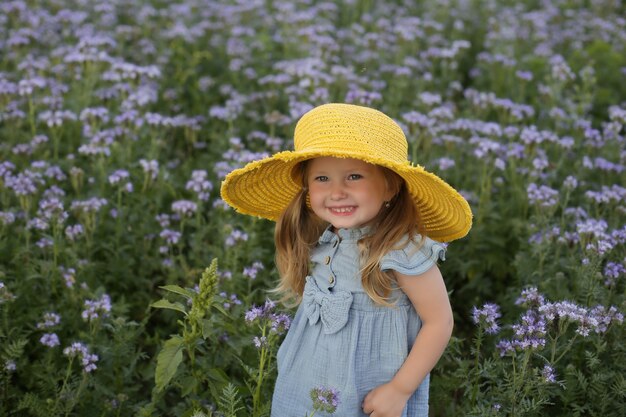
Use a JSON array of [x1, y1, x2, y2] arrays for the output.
[[221, 103, 472, 416]]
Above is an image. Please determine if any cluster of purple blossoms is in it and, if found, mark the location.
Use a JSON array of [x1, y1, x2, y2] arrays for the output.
[[81, 294, 112, 322], [436, 157, 456, 171], [139, 159, 159, 180], [471, 303, 501, 334], [245, 299, 292, 338], [515, 287, 546, 308], [5, 170, 43, 196], [159, 229, 182, 246], [219, 292, 242, 310], [36, 238, 54, 249], [585, 185, 626, 204], [4, 360, 16, 372], [79, 107, 110, 124], [63, 342, 99, 373], [243, 261, 264, 280], [310, 385, 341, 414], [40, 333, 60, 348], [65, 224, 84, 241], [59, 266, 76, 288], [527, 183, 559, 208], [185, 170, 213, 201], [37, 197, 68, 226], [70, 197, 108, 214], [538, 300, 623, 336], [225, 228, 248, 247], [38, 110, 77, 128], [108, 169, 130, 186], [171, 200, 197, 217], [0, 211, 16, 226], [541, 364, 557, 384], [253, 336, 268, 349], [36, 312, 61, 329], [528, 225, 562, 246], [603, 261, 625, 287]]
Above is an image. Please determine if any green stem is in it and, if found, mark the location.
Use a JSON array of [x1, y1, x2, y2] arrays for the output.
[[253, 325, 268, 416], [470, 327, 484, 405], [54, 358, 75, 414], [65, 372, 88, 417]]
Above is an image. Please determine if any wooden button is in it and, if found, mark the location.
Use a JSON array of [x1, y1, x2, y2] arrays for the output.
[[325, 256, 331, 265], [329, 276, 335, 285]]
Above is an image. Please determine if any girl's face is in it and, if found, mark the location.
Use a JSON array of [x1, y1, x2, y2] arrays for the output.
[[306, 157, 395, 230]]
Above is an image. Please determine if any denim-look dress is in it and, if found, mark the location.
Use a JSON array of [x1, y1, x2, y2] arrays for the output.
[[271, 226, 446, 417]]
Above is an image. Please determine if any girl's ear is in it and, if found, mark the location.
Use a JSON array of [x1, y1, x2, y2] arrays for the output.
[[381, 167, 402, 202]]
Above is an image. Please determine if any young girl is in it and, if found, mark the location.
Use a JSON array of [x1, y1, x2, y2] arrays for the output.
[[221, 103, 472, 417]]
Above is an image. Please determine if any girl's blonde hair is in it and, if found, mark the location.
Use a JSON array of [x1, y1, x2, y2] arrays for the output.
[[274, 160, 426, 306]]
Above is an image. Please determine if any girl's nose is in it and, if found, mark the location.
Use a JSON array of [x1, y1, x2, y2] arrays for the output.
[[330, 182, 347, 199]]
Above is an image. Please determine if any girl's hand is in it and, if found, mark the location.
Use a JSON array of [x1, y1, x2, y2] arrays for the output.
[[362, 381, 411, 417]]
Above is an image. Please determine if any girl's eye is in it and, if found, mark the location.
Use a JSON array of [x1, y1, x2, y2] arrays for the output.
[[348, 174, 362, 180], [314, 175, 329, 182]]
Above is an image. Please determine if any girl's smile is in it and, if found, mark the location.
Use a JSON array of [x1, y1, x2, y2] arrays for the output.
[[307, 157, 394, 229]]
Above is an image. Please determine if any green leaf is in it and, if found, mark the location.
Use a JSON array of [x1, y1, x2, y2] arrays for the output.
[[151, 299, 188, 315], [201, 318, 213, 339], [155, 336, 184, 392], [159, 285, 196, 299]]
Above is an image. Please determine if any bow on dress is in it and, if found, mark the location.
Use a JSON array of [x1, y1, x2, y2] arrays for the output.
[[303, 276, 353, 334]]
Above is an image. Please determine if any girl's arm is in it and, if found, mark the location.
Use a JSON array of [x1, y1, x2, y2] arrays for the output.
[[362, 264, 453, 417]]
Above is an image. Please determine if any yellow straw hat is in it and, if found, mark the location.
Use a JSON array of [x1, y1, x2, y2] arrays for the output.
[[220, 103, 472, 242]]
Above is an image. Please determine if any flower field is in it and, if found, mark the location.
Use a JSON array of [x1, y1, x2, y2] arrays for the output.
[[0, 0, 625, 416]]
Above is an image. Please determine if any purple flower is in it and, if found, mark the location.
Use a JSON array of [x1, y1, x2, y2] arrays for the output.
[[576, 218, 608, 238], [37, 312, 61, 329], [171, 200, 197, 217], [81, 294, 112, 322], [40, 333, 60, 348], [270, 313, 291, 334], [108, 169, 130, 185], [253, 336, 268, 349], [4, 360, 16, 372], [603, 261, 625, 287], [585, 185, 626, 204], [38, 110, 77, 128], [310, 386, 340, 413], [139, 159, 159, 180], [71, 197, 108, 214], [436, 157, 456, 171], [63, 342, 98, 373], [0, 211, 16, 226], [527, 183, 559, 208], [185, 170, 213, 201], [471, 303, 501, 334], [60, 266, 76, 288], [515, 287, 545, 308], [541, 364, 557, 383], [225, 229, 248, 247], [5, 171, 42, 196], [243, 261, 264, 279], [82, 353, 99, 373], [244, 299, 290, 335], [65, 224, 84, 241], [160, 229, 182, 245], [36, 238, 54, 249], [80, 107, 110, 123]]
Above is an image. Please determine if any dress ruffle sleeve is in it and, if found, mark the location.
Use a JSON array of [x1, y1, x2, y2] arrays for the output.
[[380, 235, 446, 276]]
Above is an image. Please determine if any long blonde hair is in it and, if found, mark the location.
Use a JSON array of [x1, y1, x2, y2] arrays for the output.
[[274, 160, 426, 306]]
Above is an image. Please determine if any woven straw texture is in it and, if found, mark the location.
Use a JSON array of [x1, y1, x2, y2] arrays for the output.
[[220, 103, 472, 242]]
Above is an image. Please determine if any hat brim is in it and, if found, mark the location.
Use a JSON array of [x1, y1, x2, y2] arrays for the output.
[[220, 150, 472, 242]]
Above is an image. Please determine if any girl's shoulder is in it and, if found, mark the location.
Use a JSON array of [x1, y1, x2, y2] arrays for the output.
[[379, 235, 447, 276]]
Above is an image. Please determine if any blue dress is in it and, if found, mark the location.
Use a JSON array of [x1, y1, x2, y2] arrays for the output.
[[272, 226, 446, 417]]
